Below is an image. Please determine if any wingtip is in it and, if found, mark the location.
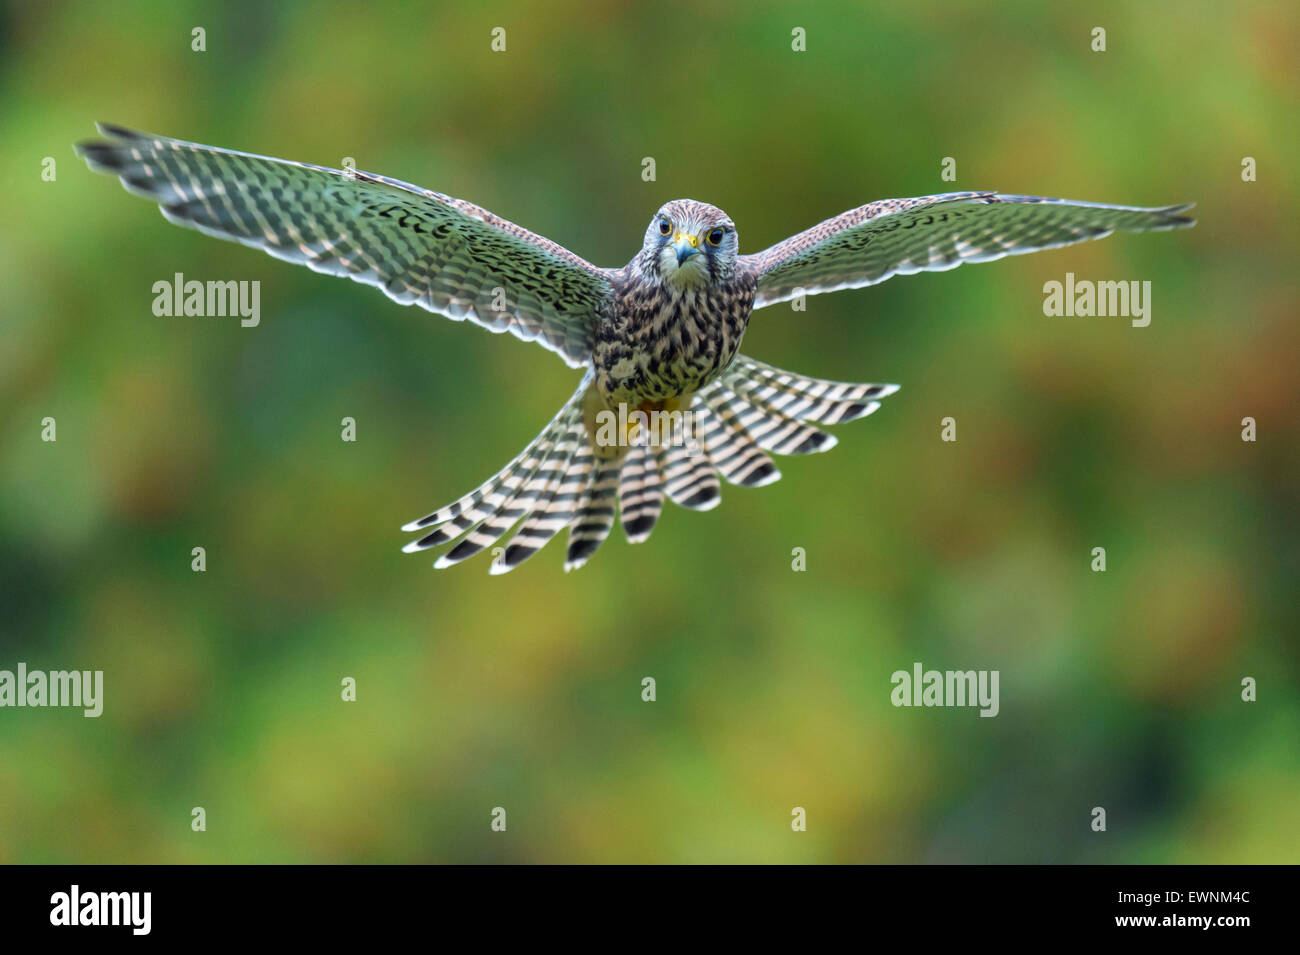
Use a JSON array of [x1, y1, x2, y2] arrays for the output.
[[74, 140, 117, 167], [76, 124, 156, 164], [1157, 201, 1197, 228], [95, 121, 146, 140]]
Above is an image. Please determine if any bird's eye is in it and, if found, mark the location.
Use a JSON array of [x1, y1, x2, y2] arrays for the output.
[[658, 218, 672, 236], [706, 228, 725, 246]]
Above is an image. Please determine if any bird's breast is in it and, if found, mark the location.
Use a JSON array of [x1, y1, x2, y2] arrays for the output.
[[595, 279, 754, 406]]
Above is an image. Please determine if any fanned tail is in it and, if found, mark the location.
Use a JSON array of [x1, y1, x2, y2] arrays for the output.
[[401, 355, 899, 573]]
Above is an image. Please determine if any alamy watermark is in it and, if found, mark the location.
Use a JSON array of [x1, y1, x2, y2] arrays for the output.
[[0, 663, 103, 717], [592, 404, 703, 455], [152, 272, 260, 327], [50, 885, 150, 935], [891, 662, 999, 717], [1043, 272, 1152, 327]]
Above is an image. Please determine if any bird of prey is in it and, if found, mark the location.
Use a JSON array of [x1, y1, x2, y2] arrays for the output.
[[77, 124, 1194, 574]]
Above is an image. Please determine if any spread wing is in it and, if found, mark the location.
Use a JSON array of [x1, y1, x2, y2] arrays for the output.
[[76, 123, 612, 367], [744, 192, 1195, 309]]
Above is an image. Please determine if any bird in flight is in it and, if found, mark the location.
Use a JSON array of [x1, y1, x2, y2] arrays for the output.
[[77, 124, 1194, 574]]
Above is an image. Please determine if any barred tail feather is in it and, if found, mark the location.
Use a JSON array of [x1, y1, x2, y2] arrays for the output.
[[704, 382, 835, 456], [725, 354, 898, 425], [694, 402, 781, 488], [400, 376, 588, 539], [401, 371, 590, 566], [656, 436, 720, 510], [491, 419, 588, 574], [564, 458, 620, 570], [618, 443, 665, 543], [432, 417, 571, 568]]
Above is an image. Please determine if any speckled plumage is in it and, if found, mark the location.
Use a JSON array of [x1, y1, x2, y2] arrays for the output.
[[77, 124, 1194, 574]]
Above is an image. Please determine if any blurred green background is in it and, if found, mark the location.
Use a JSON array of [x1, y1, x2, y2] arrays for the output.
[[1, 0, 1296, 863]]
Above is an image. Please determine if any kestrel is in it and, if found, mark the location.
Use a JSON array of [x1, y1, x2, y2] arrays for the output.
[[77, 124, 1194, 574]]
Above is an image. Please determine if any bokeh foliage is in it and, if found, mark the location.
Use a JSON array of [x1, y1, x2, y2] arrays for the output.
[[0, 0, 1296, 863]]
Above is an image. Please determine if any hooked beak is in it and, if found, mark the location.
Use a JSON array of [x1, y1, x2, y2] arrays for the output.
[[672, 231, 700, 265]]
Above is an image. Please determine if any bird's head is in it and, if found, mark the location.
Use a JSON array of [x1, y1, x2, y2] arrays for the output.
[[642, 199, 738, 287]]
